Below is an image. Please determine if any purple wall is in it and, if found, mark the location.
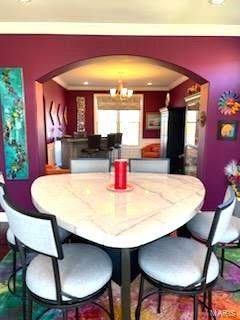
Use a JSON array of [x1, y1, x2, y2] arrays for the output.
[[0, 35, 239, 210]]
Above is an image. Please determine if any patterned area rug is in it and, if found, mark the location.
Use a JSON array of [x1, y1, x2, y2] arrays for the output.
[[0, 250, 239, 320]]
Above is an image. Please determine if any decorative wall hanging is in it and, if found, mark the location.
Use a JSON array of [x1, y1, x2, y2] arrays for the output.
[[218, 90, 240, 115], [57, 104, 61, 125], [49, 101, 55, 125], [0, 68, 29, 179], [217, 120, 238, 140], [76, 96, 86, 133], [146, 112, 161, 130]]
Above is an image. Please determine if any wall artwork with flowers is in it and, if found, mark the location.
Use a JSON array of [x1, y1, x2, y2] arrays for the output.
[[224, 160, 240, 198], [0, 68, 29, 179]]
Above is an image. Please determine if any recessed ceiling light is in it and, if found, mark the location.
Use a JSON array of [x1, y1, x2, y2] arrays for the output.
[[19, 0, 32, 2], [209, 0, 225, 4], [147, 82, 152, 86], [83, 81, 89, 85]]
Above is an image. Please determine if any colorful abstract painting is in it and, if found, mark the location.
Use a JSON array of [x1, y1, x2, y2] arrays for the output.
[[0, 68, 29, 179]]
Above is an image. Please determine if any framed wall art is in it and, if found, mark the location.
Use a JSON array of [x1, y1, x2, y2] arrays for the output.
[[146, 112, 160, 130], [217, 120, 238, 140], [0, 68, 29, 180]]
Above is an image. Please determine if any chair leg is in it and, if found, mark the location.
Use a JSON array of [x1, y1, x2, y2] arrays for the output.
[[208, 290, 215, 320], [193, 295, 198, 320], [62, 310, 68, 320], [135, 275, 144, 320], [75, 307, 79, 319], [12, 249, 17, 292], [108, 281, 115, 320], [202, 291, 207, 311], [220, 248, 225, 277], [157, 288, 162, 314], [26, 292, 32, 320]]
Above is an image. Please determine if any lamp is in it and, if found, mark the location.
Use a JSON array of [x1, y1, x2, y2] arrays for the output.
[[110, 76, 133, 100]]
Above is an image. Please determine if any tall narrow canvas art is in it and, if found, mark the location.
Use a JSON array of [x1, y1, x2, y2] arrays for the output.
[[0, 68, 29, 179]]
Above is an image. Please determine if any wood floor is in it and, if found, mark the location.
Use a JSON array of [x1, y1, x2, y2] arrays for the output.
[[0, 222, 9, 260]]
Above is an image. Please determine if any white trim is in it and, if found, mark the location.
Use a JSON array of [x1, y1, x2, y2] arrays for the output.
[[0, 211, 8, 222], [0, 22, 240, 36]]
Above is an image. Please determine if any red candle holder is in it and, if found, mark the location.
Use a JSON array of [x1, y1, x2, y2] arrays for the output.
[[114, 159, 127, 190]]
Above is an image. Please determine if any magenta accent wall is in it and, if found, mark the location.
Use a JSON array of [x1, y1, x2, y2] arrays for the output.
[[43, 80, 67, 143], [66, 90, 166, 138], [170, 79, 197, 107], [0, 35, 239, 210]]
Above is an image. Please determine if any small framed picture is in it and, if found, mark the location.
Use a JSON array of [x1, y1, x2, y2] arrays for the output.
[[146, 112, 160, 130], [217, 120, 238, 140]]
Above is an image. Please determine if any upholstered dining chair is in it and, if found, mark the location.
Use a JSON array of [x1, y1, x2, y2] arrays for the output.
[[129, 158, 170, 174], [114, 133, 122, 159], [0, 174, 70, 296], [187, 186, 240, 292], [2, 194, 115, 320], [82, 134, 102, 157], [136, 187, 236, 320], [70, 158, 111, 173], [0, 178, 19, 294]]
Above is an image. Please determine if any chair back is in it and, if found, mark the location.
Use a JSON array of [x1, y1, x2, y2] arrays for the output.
[[0, 172, 6, 207], [70, 158, 111, 173], [129, 158, 170, 173], [0, 171, 5, 184], [115, 133, 122, 146], [209, 186, 236, 246], [1, 195, 63, 259], [87, 134, 101, 149], [107, 134, 116, 148]]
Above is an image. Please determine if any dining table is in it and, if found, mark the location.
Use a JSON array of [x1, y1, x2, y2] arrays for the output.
[[31, 172, 205, 320]]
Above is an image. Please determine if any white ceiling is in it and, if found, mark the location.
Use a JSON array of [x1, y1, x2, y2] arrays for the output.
[[0, 0, 239, 36], [53, 56, 188, 91]]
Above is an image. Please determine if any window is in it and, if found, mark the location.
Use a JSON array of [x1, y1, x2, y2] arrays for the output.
[[96, 109, 140, 146]]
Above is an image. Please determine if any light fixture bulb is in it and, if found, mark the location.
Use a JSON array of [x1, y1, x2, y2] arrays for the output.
[[83, 81, 89, 85], [147, 82, 152, 86], [209, 0, 225, 4]]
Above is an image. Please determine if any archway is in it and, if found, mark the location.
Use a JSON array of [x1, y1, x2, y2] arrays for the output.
[[35, 54, 209, 179]]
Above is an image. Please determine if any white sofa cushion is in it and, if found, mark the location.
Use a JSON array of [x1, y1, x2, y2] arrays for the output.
[[139, 237, 219, 287], [26, 243, 112, 301], [187, 211, 240, 244]]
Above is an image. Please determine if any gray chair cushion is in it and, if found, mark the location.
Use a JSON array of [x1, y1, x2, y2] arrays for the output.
[[139, 237, 219, 287], [6, 228, 16, 246], [26, 243, 112, 301], [187, 211, 240, 244]]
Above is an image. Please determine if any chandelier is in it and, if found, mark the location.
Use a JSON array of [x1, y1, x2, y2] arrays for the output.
[[110, 77, 133, 100]]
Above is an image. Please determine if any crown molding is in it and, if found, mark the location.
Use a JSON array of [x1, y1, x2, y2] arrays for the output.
[[0, 22, 240, 36], [53, 76, 188, 91]]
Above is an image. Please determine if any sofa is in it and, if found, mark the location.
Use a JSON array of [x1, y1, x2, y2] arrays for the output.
[[141, 143, 160, 158]]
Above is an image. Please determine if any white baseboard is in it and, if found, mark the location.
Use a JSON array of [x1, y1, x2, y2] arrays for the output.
[[0, 211, 8, 222]]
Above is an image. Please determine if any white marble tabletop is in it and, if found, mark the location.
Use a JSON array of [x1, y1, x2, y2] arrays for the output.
[[31, 173, 205, 248]]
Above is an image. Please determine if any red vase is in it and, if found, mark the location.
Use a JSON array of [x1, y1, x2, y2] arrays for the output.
[[114, 159, 127, 190]]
